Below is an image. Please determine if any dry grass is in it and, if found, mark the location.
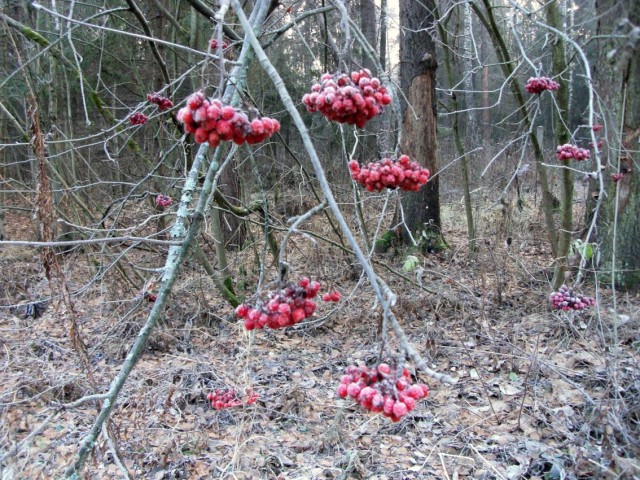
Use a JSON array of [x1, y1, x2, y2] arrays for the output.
[[1, 191, 639, 480]]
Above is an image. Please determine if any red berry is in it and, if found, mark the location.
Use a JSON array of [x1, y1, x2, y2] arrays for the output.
[[377, 363, 391, 375], [221, 106, 235, 120], [291, 308, 306, 323], [383, 397, 395, 416], [371, 393, 385, 412], [347, 383, 362, 398], [194, 127, 208, 143], [236, 303, 249, 318], [393, 401, 408, 417], [337, 383, 348, 398], [129, 112, 149, 125]]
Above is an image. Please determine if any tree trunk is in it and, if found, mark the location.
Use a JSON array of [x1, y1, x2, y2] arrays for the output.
[[398, 0, 445, 252], [358, 0, 379, 160], [480, 22, 490, 141], [0, 117, 5, 241], [438, 5, 476, 254], [595, 0, 640, 288], [462, 2, 478, 144], [547, 1, 572, 290], [471, 0, 558, 257]]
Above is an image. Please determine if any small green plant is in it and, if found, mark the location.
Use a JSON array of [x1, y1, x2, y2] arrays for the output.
[[571, 239, 596, 262], [402, 255, 420, 272]]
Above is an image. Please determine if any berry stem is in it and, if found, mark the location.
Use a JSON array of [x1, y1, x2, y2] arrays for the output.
[[277, 202, 326, 283], [232, 0, 456, 386]]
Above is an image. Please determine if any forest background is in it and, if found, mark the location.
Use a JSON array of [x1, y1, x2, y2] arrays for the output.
[[0, 0, 639, 478]]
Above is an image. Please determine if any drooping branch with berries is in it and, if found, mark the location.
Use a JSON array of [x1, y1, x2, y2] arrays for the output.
[[64, 2, 275, 476], [231, 0, 456, 421]]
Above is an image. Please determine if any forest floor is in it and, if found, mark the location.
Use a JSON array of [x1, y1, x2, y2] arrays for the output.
[[1, 193, 639, 480]]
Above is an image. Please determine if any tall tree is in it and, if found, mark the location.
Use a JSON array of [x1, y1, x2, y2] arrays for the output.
[[359, 0, 379, 159], [547, 1, 572, 290], [398, 0, 444, 251], [595, 0, 640, 287]]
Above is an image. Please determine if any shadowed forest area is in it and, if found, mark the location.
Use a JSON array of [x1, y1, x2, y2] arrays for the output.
[[1, 0, 639, 478]]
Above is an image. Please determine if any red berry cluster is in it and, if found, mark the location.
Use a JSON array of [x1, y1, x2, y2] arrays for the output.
[[302, 70, 392, 128], [525, 76, 560, 94], [337, 364, 429, 422], [235, 277, 321, 330], [144, 292, 157, 303], [207, 387, 258, 410], [550, 285, 596, 311], [155, 194, 173, 208], [130, 112, 148, 125], [348, 155, 430, 192], [592, 123, 603, 132], [147, 92, 173, 111], [176, 92, 281, 148], [612, 173, 624, 183], [322, 290, 341, 302], [210, 39, 228, 50], [556, 143, 590, 161]]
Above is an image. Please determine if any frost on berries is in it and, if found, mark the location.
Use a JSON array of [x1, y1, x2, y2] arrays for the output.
[[612, 173, 624, 183], [550, 285, 596, 311], [525, 76, 560, 94], [322, 290, 341, 302], [349, 155, 430, 192], [235, 277, 322, 330], [129, 112, 148, 125], [210, 39, 229, 50], [155, 194, 173, 208], [207, 387, 258, 410], [556, 144, 590, 161], [337, 363, 429, 422], [302, 69, 392, 128], [176, 92, 280, 147], [147, 92, 173, 111]]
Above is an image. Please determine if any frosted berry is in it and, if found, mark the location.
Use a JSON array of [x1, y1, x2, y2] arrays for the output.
[[556, 144, 590, 161], [337, 363, 430, 422], [129, 112, 148, 125], [347, 383, 362, 398], [393, 401, 408, 417], [302, 69, 392, 127], [155, 194, 173, 208], [350, 155, 430, 192], [550, 285, 596, 311], [210, 39, 228, 50], [176, 92, 280, 147], [234, 278, 326, 330], [525, 76, 560, 94], [322, 290, 341, 302], [147, 92, 173, 111], [207, 387, 258, 410], [337, 383, 348, 398]]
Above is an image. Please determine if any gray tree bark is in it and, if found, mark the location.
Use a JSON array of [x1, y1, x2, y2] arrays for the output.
[[359, 0, 379, 160], [595, 0, 640, 288]]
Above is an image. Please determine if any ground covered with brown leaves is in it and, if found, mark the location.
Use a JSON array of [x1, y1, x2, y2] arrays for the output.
[[1, 198, 639, 480]]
